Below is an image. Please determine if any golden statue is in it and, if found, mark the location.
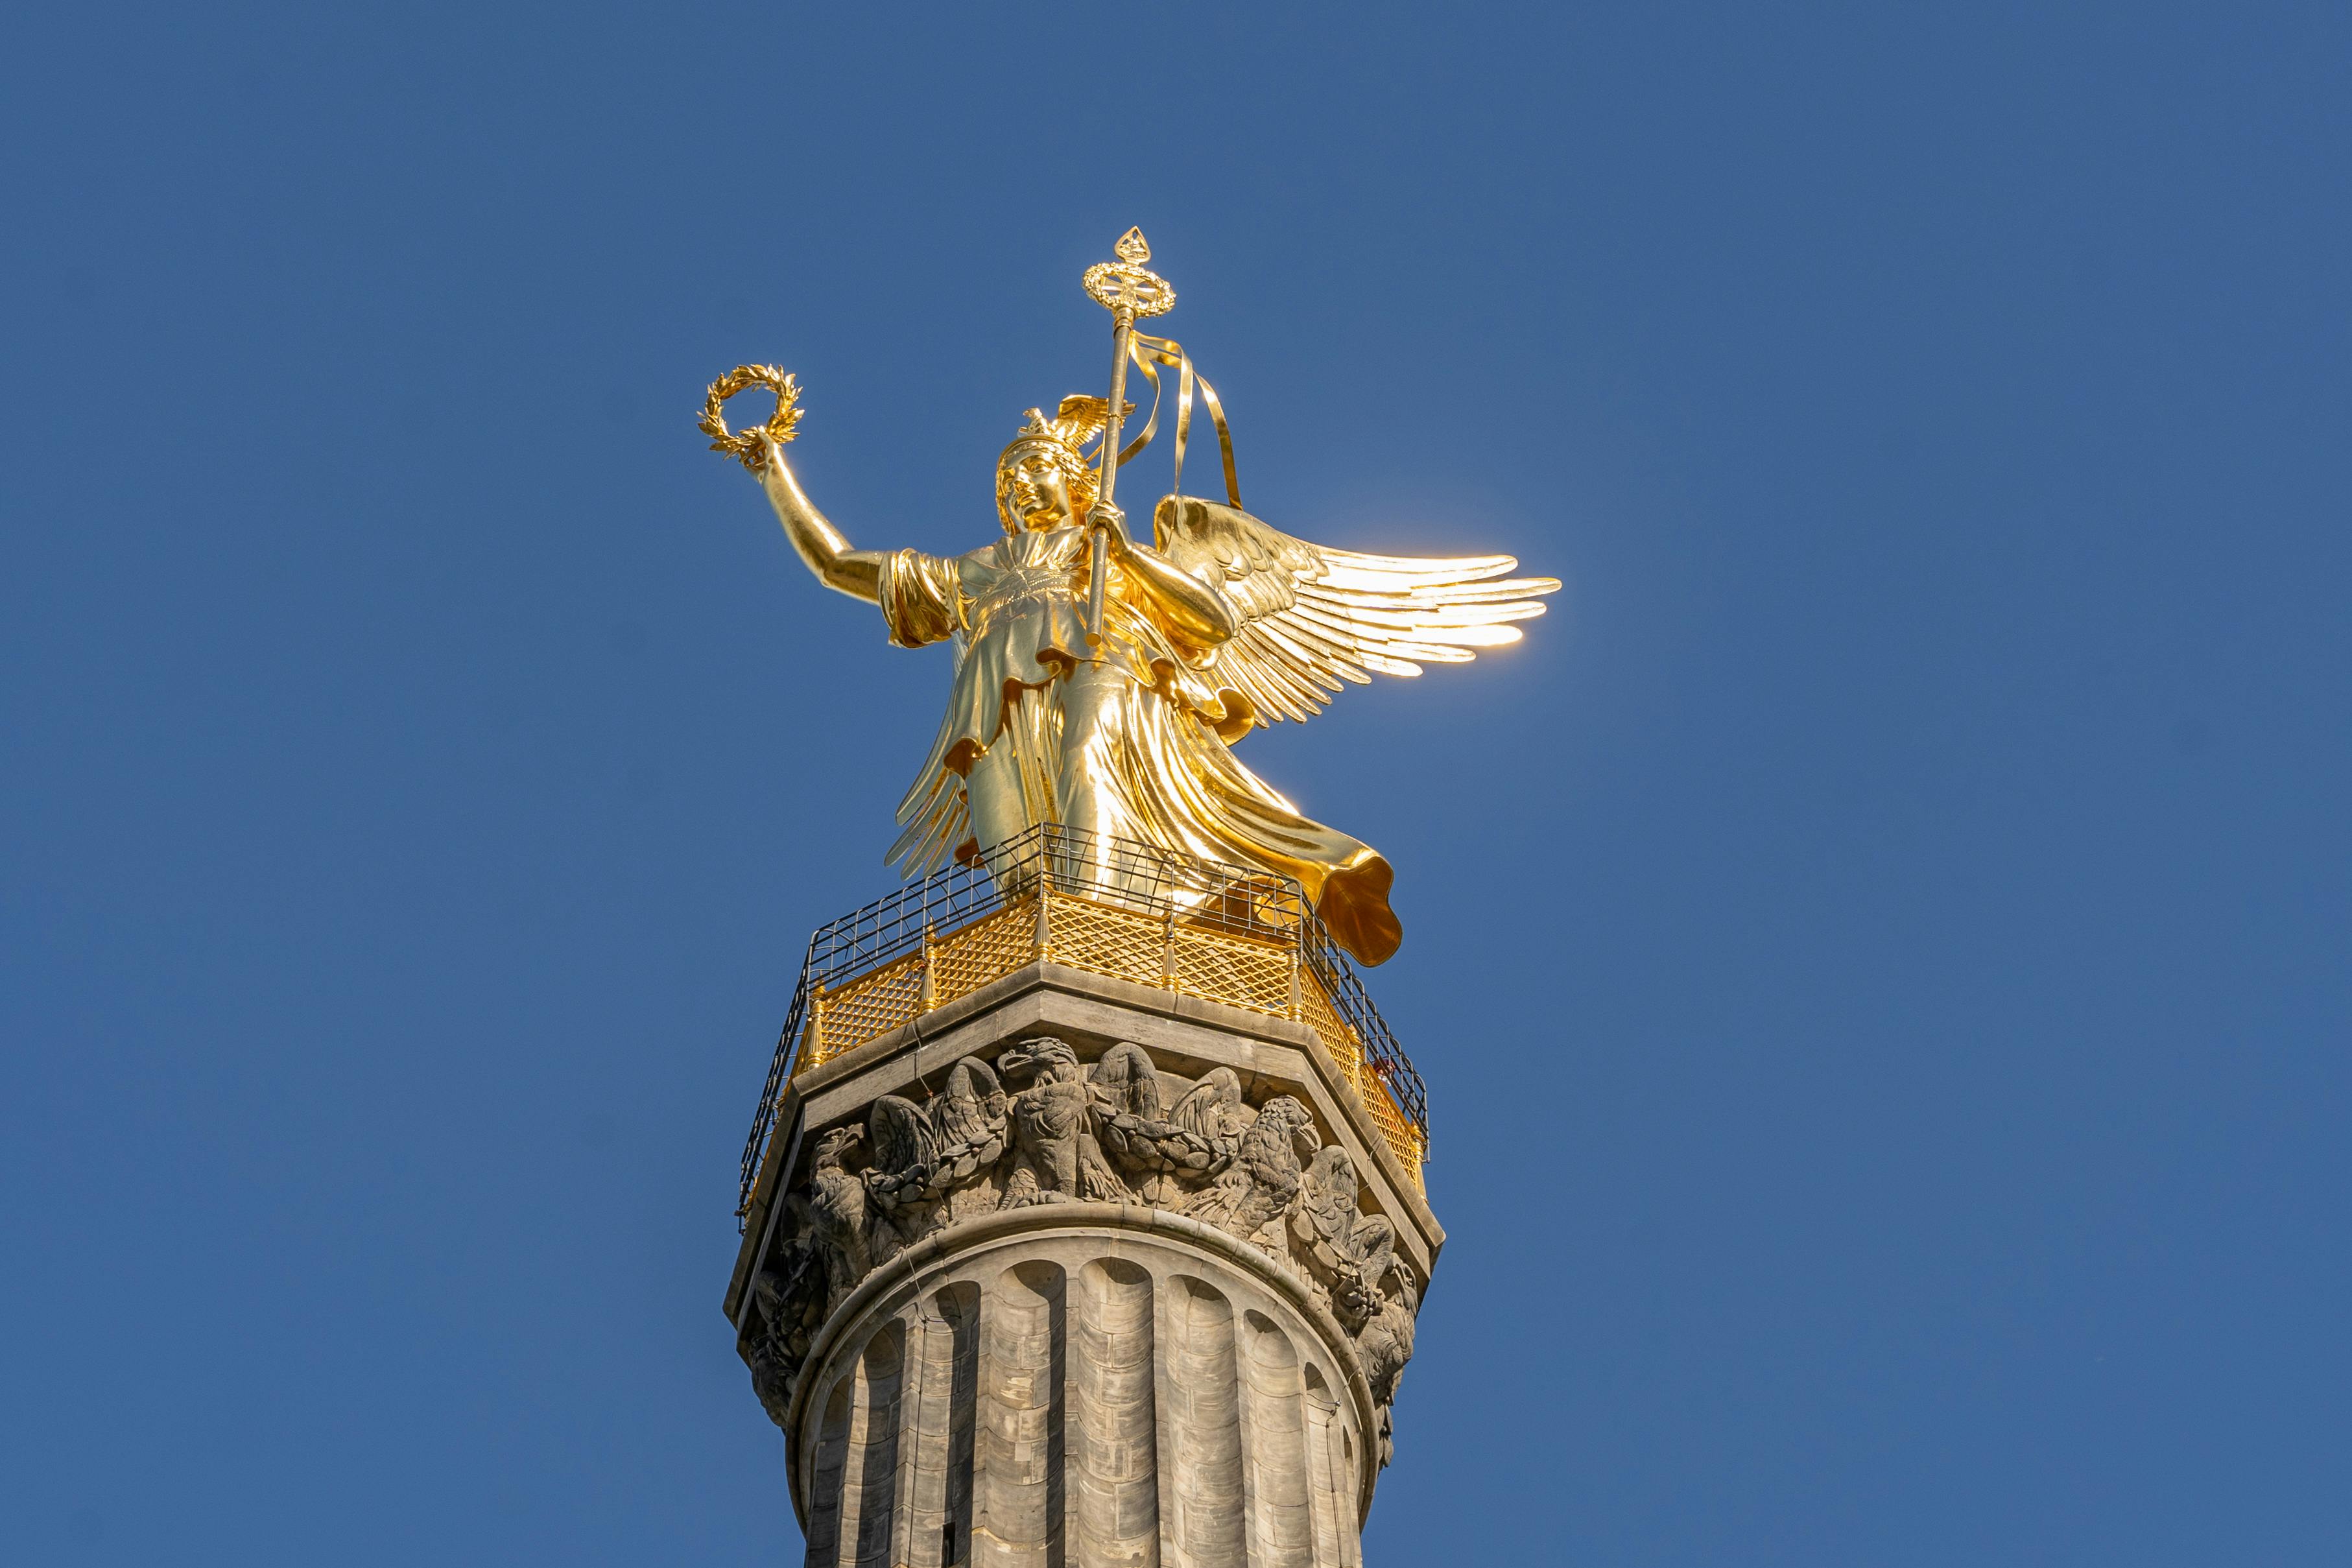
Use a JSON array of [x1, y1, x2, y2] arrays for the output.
[[712, 231, 1555, 966]]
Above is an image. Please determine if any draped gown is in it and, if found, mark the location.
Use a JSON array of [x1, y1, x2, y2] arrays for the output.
[[874, 520, 1403, 966]]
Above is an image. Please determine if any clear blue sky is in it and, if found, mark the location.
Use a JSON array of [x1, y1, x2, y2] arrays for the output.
[[4, 4, 2345, 1563]]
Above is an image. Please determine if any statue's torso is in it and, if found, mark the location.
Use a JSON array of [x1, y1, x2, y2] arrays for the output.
[[957, 527, 1089, 648]]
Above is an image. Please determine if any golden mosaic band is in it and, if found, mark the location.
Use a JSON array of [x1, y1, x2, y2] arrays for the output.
[[792, 886, 1428, 1184]]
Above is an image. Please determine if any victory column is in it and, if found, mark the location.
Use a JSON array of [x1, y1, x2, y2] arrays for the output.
[[706, 230, 1556, 1567]]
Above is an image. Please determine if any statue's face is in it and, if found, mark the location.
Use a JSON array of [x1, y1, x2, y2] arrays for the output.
[[1006, 453, 1078, 532]]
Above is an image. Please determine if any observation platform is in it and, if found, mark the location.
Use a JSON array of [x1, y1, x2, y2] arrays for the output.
[[735, 825, 1430, 1226]]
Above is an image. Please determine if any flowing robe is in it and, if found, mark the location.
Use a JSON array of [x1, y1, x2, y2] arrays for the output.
[[877, 523, 1403, 965]]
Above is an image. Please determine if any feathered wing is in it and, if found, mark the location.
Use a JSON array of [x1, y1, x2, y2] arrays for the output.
[[889, 759, 970, 879], [929, 1058, 1006, 1149], [866, 1095, 937, 1176], [885, 494, 1552, 879], [1151, 495, 1558, 729], [1170, 1066, 1250, 1142], [1046, 394, 1132, 457]]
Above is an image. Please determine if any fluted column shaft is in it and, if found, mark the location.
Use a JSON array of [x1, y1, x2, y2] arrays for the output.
[[789, 1207, 1374, 1568]]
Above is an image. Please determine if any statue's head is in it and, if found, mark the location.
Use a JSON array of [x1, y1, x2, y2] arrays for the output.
[[995, 397, 1122, 534]]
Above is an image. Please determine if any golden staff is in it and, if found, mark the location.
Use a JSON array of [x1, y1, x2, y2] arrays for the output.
[[1079, 228, 1176, 640]]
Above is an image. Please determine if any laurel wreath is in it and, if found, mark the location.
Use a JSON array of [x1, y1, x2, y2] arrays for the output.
[[700, 365, 802, 472]]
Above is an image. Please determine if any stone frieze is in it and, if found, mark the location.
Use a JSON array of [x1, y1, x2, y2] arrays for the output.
[[744, 1034, 1422, 1464]]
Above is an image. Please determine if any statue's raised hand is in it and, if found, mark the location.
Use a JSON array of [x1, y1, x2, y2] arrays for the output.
[[700, 364, 802, 473]]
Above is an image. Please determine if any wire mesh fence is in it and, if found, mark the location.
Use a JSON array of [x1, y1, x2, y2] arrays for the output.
[[735, 824, 1428, 1225]]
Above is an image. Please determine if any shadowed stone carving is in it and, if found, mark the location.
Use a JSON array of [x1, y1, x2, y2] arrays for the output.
[[745, 1036, 1425, 1469], [1091, 1041, 1235, 1206], [1290, 1146, 1398, 1333], [862, 1056, 1010, 1248], [1354, 1263, 1420, 1470], [1185, 1095, 1318, 1245], [747, 1246, 825, 1427], [804, 1125, 872, 1315], [998, 1036, 1121, 1206]]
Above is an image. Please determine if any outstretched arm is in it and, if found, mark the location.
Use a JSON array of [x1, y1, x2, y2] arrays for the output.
[[1092, 504, 1237, 648], [758, 436, 885, 603]]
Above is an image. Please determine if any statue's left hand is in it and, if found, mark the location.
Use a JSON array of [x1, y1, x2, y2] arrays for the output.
[[1086, 502, 1132, 554]]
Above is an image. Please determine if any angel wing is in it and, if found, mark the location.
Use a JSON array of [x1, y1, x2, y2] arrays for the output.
[[1152, 495, 1558, 730], [1044, 394, 1134, 456]]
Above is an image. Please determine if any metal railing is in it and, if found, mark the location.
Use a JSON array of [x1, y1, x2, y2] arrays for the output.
[[735, 824, 1429, 1225]]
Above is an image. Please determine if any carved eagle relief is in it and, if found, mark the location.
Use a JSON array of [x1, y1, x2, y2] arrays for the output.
[[747, 1039, 1426, 1466]]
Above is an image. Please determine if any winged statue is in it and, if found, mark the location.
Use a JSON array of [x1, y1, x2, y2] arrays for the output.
[[744, 383, 1554, 967]]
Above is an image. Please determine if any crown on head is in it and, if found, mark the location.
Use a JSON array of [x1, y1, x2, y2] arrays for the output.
[[994, 396, 1127, 530]]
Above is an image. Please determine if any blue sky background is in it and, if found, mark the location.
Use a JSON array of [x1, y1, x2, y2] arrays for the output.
[[4, 3, 2346, 1563]]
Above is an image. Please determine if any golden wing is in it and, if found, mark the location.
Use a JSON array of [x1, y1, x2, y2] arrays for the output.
[[1152, 495, 1558, 729], [1045, 394, 1134, 456], [888, 761, 971, 879]]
